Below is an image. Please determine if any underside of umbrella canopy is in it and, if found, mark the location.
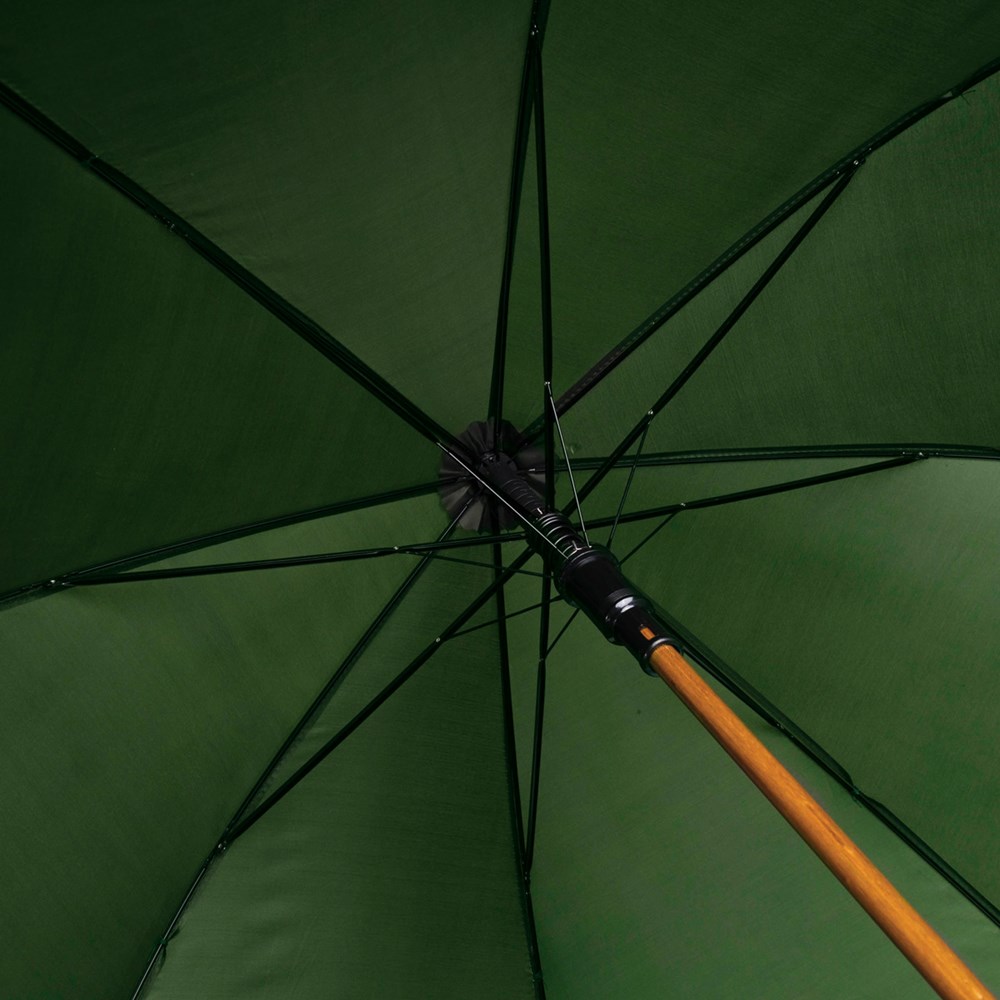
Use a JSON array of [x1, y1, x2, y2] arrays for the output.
[[2, 2, 999, 998]]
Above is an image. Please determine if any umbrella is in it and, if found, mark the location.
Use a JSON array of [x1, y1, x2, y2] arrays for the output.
[[2, 2, 999, 997]]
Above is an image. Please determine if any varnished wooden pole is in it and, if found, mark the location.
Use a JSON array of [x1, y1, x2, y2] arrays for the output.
[[648, 643, 994, 1000]]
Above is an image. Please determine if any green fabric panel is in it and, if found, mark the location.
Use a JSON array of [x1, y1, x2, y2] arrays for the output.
[[640, 72, 1000, 453], [558, 103, 1000, 471], [1, 1, 529, 436], [505, 1, 1000, 416], [560, 69, 1000, 460], [619, 457, 1000, 905], [140, 581, 535, 1000], [252, 556, 507, 797], [0, 497, 444, 1000], [0, 106, 437, 596], [509, 615, 1000, 997], [549, 193, 819, 462]]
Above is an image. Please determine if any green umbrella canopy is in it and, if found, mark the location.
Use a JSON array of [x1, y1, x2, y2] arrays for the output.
[[2, 1, 999, 997]]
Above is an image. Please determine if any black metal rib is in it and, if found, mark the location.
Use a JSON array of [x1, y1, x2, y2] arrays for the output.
[[0, 83, 463, 454], [574, 167, 859, 509], [605, 426, 648, 549], [524, 572, 550, 875], [2, 480, 451, 609], [222, 543, 535, 845], [653, 608, 1000, 930], [491, 523, 546, 997], [545, 607, 582, 657], [587, 454, 919, 533], [66, 532, 530, 586], [514, 55, 1000, 442], [534, 38, 556, 514], [619, 512, 679, 566], [546, 443, 1000, 472], [405, 553, 543, 577], [450, 593, 561, 642], [524, 36, 555, 886], [488, 24, 540, 441], [130, 863, 211, 1000]]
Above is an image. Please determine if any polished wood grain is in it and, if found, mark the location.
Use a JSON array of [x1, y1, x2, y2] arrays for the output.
[[648, 643, 994, 1000]]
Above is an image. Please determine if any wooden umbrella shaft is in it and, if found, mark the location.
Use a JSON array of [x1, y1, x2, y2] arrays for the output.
[[648, 643, 994, 1000]]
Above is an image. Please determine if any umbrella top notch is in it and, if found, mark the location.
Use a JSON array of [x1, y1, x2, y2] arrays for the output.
[[438, 419, 546, 532]]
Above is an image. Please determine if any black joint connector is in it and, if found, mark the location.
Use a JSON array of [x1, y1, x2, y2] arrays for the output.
[[558, 546, 678, 675]]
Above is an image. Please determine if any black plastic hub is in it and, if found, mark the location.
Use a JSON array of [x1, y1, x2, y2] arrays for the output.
[[438, 420, 545, 532]]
